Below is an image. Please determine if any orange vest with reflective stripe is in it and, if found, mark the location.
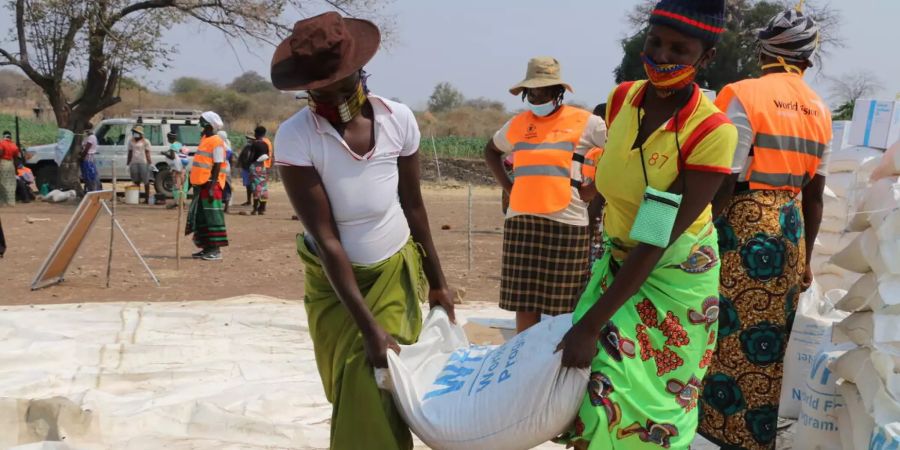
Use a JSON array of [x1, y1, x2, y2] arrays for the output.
[[190, 134, 227, 188], [262, 137, 273, 169], [506, 106, 592, 214], [715, 73, 832, 193], [582, 147, 603, 182]]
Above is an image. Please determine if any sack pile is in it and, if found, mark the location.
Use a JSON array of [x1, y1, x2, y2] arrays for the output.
[[824, 149, 900, 450], [813, 146, 883, 291]]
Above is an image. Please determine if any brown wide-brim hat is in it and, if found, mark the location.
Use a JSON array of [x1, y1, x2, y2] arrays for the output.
[[509, 56, 574, 96], [271, 12, 380, 91]]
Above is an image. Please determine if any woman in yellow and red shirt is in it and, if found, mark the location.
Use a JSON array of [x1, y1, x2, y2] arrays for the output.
[[554, 1, 738, 448]]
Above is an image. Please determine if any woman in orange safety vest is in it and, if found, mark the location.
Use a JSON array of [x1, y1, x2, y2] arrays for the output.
[[700, 8, 832, 449], [484, 56, 606, 333]]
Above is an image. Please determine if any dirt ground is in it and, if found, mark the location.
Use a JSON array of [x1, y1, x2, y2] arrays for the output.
[[0, 180, 507, 307]]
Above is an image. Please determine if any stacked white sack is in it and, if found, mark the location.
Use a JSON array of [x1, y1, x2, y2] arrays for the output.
[[813, 146, 883, 291], [827, 149, 900, 450]]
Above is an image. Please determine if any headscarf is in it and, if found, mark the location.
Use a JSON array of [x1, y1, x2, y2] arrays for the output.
[[200, 111, 224, 131], [758, 9, 819, 64]]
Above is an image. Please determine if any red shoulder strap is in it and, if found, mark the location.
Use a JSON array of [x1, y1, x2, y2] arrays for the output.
[[606, 81, 636, 127], [680, 112, 732, 162]]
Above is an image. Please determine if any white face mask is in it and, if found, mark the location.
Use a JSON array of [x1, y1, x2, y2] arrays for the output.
[[526, 99, 557, 117]]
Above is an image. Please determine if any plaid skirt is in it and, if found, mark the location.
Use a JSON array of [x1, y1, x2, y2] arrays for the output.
[[500, 215, 590, 315]]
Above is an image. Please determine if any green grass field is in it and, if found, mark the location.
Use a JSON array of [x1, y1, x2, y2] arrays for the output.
[[425, 136, 487, 159], [0, 114, 58, 148]]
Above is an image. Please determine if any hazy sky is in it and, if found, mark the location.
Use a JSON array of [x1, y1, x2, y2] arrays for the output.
[[3, 1, 899, 111]]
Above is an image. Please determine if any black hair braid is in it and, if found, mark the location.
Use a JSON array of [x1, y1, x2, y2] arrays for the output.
[[521, 85, 567, 104]]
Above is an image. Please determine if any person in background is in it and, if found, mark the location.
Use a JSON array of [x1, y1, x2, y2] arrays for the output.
[[554, 1, 737, 448], [0, 131, 19, 206], [163, 133, 185, 210], [80, 123, 101, 192], [186, 111, 229, 261], [258, 125, 273, 178], [588, 103, 607, 265], [484, 56, 606, 334], [247, 128, 271, 215], [238, 137, 254, 207], [700, 7, 832, 449], [0, 216, 5, 257], [217, 130, 234, 213], [15, 161, 35, 203], [127, 126, 153, 204], [272, 12, 455, 449]]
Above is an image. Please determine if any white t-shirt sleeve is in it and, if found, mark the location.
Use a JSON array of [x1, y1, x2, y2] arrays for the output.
[[725, 96, 754, 175], [817, 143, 831, 176], [492, 119, 514, 153], [399, 104, 421, 157], [583, 115, 608, 149], [274, 113, 314, 167], [213, 145, 225, 163]]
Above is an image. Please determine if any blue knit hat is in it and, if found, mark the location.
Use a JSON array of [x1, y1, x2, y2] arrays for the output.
[[649, 0, 727, 44]]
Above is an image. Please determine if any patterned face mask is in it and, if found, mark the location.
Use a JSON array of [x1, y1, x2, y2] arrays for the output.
[[308, 80, 368, 124], [641, 53, 699, 98]]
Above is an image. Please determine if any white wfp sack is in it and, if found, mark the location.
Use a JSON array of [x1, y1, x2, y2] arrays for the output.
[[837, 381, 875, 450], [780, 285, 849, 418], [828, 145, 884, 174], [833, 311, 900, 346], [377, 308, 589, 450], [835, 273, 900, 314], [795, 340, 852, 450], [871, 423, 900, 450]]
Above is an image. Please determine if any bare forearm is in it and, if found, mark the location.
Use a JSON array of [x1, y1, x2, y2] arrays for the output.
[[404, 206, 447, 290], [484, 146, 513, 193], [712, 174, 738, 218], [802, 198, 822, 264]]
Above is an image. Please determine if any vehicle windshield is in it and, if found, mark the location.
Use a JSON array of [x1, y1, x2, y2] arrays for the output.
[[170, 124, 202, 146]]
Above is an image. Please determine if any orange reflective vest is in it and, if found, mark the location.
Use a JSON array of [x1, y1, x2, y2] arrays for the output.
[[262, 137, 273, 169], [190, 134, 227, 188], [715, 73, 832, 193], [582, 147, 603, 182], [506, 106, 592, 214]]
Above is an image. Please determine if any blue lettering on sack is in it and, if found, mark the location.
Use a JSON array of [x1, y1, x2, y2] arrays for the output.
[[871, 428, 900, 450], [423, 348, 488, 400]]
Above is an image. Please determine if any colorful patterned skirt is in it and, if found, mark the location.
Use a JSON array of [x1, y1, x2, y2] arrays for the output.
[[557, 223, 721, 449], [500, 215, 590, 315], [698, 190, 805, 449], [250, 161, 269, 200], [0, 159, 15, 206], [186, 184, 228, 249]]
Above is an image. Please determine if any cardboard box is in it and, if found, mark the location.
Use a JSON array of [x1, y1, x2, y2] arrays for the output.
[[849, 99, 900, 149], [831, 120, 853, 152]]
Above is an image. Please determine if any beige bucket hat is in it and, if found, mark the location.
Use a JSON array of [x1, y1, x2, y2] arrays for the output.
[[509, 57, 574, 96]]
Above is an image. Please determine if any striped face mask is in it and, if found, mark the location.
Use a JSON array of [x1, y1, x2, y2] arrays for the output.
[[641, 53, 698, 98], [309, 81, 367, 124]]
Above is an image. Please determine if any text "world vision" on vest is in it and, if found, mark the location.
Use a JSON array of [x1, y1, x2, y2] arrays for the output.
[[773, 100, 820, 117]]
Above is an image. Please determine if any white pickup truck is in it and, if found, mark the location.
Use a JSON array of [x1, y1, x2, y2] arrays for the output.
[[25, 109, 205, 196]]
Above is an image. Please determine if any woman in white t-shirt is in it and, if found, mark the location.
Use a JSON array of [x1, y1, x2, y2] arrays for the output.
[[271, 12, 455, 450]]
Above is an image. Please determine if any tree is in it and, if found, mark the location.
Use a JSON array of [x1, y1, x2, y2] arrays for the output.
[[828, 71, 883, 120], [464, 97, 505, 112], [0, 0, 388, 192], [228, 71, 275, 94], [614, 0, 843, 92], [428, 82, 464, 113], [171, 77, 218, 95], [204, 89, 251, 123]]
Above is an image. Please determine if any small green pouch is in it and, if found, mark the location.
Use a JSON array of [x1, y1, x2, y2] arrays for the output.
[[629, 186, 682, 248]]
